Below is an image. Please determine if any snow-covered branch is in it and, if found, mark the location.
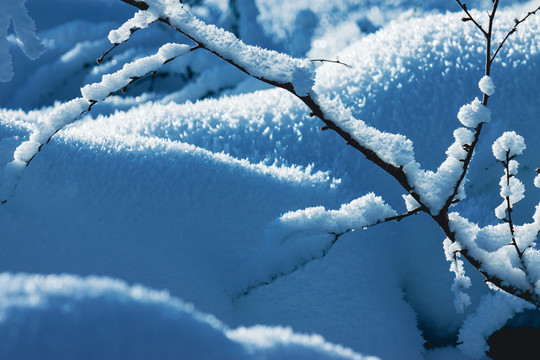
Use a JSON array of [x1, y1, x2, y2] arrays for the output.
[[233, 193, 423, 299], [0, 42, 196, 203], [119, 0, 431, 211]]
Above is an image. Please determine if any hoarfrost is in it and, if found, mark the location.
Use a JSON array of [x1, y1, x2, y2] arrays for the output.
[[81, 43, 191, 101], [457, 98, 491, 128], [491, 131, 526, 161], [108, 10, 158, 44], [141, 0, 315, 95], [443, 238, 471, 313], [478, 75, 495, 96]]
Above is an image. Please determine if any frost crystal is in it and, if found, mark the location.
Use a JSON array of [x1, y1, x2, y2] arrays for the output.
[[457, 98, 491, 128], [478, 75, 495, 96], [491, 131, 526, 161]]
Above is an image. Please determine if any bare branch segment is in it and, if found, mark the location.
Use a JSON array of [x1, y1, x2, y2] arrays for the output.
[[491, 5, 540, 63]]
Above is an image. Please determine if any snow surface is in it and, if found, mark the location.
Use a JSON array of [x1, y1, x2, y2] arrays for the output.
[[1, 0, 540, 359], [0, 273, 377, 360]]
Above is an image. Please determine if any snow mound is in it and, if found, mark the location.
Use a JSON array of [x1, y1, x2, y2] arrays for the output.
[[0, 273, 376, 360]]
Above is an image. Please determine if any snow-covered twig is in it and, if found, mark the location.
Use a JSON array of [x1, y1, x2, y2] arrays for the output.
[[98, 10, 159, 64], [491, 5, 540, 63], [115, 0, 540, 308], [119, 0, 426, 211], [0, 42, 197, 203], [234, 195, 421, 300]]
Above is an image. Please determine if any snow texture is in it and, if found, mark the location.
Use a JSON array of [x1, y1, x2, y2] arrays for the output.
[[448, 212, 533, 294], [457, 98, 491, 128], [237, 193, 397, 295], [142, 0, 316, 95], [443, 238, 471, 313], [81, 43, 191, 101], [478, 75, 495, 96], [108, 10, 158, 44], [458, 292, 533, 359], [491, 131, 526, 162], [1, 98, 88, 201], [0, 0, 44, 82], [402, 194, 420, 212], [1, 1, 540, 359], [0, 273, 377, 360]]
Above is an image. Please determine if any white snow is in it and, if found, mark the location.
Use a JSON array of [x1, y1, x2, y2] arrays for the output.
[[1, 1, 540, 359], [443, 238, 471, 313], [458, 292, 533, 359], [457, 98, 491, 128], [141, 0, 316, 95], [478, 75, 495, 96], [108, 10, 158, 44], [0, 273, 377, 360], [491, 131, 526, 162], [81, 43, 191, 101]]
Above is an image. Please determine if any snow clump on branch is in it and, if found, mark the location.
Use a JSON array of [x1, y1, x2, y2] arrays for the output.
[[478, 75, 495, 96], [491, 131, 526, 161], [457, 98, 491, 128]]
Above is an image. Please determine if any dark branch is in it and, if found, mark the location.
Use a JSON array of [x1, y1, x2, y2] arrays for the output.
[[97, 28, 141, 64], [1, 44, 200, 205], [119, 0, 424, 209], [442, 0, 500, 213], [455, 0, 488, 36], [310, 58, 351, 68]]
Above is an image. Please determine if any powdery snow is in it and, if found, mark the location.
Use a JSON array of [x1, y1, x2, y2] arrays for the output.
[[478, 75, 495, 96], [0, 273, 377, 360], [81, 43, 191, 101], [1, 2, 540, 359], [108, 10, 158, 44], [491, 131, 526, 162], [141, 0, 316, 95], [457, 98, 491, 128], [458, 292, 533, 359]]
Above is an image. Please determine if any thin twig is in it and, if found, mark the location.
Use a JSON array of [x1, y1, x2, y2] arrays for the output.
[[455, 0, 488, 36], [502, 152, 521, 257], [310, 58, 351, 68], [442, 0, 500, 213], [1, 44, 201, 205], [97, 27, 141, 64], [119, 0, 424, 211], [491, 5, 540, 63], [233, 208, 423, 300]]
